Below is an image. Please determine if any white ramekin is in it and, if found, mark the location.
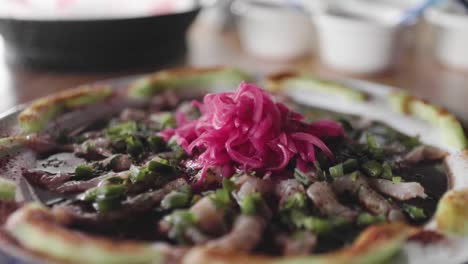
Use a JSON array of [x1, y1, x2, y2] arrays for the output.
[[232, 0, 314, 61], [425, 7, 468, 70], [313, 5, 404, 74]]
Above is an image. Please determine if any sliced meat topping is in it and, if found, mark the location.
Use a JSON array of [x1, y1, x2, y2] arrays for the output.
[[94, 154, 133, 172], [53, 178, 187, 225], [74, 137, 112, 160], [205, 215, 266, 252], [55, 171, 129, 193], [403, 145, 446, 163], [370, 178, 427, 201], [275, 179, 305, 208], [22, 169, 129, 194], [332, 174, 405, 221], [234, 174, 273, 201], [306, 182, 357, 222], [24, 134, 74, 155], [189, 196, 226, 236], [275, 231, 317, 256], [22, 169, 73, 190]]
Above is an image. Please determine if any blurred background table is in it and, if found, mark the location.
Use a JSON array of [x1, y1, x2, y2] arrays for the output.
[[0, 17, 467, 121]]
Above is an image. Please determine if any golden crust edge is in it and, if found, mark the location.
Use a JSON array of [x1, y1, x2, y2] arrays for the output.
[[17, 85, 113, 132]]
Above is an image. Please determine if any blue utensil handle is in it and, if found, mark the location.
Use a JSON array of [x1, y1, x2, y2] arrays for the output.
[[399, 0, 440, 25]]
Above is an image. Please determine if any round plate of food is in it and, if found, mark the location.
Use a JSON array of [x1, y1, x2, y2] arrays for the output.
[[0, 66, 467, 264]]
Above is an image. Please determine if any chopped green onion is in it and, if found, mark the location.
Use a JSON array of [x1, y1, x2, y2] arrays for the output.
[[95, 185, 125, 200], [209, 178, 235, 209], [402, 204, 426, 220], [79, 184, 125, 204], [79, 188, 98, 202], [161, 186, 192, 210], [302, 217, 332, 234], [313, 161, 326, 181], [147, 157, 173, 173], [151, 112, 176, 129], [294, 168, 312, 186], [74, 164, 94, 179], [129, 165, 145, 183], [362, 161, 382, 177], [106, 121, 138, 142], [366, 133, 383, 159], [129, 157, 175, 184], [381, 162, 393, 180], [286, 210, 346, 234], [168, 139, 186, 160], [148, 136, 166, 152], [351, 171, 360, 182], [329, 159, 358, 177], [165, 210, 197, 244], [392, 176, 402, 183], [329, 164, 343, 178], [282, 193, 307, 211], [93, 198, 121, 212], [401, 135, 420, 149], [357, 213, 385, 226], [104, 176, 124, 185], [125, 136, 144, 157], [240, 193, 264, 215], [191, 194, 202, 205], [108, 154, 123, 170]]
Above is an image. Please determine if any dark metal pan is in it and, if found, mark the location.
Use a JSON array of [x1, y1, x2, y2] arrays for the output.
[[0, 6, 200, 70]]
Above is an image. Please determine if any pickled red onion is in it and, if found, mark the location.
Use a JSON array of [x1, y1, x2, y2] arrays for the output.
[[160, 82, 343, 184]]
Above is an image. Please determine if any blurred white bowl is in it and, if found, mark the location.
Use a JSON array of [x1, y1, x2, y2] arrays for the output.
[[314, 4, 404, 74], [425, 6, 468, 69], [232, 0, 313, 60]]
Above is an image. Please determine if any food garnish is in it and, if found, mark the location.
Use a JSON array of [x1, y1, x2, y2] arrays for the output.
[[160, 82, 343, 185]]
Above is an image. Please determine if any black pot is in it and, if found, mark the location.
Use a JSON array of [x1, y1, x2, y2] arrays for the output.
[[0, 7, 200, 70]]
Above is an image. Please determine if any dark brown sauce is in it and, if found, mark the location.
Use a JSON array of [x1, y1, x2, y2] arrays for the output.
[[396, 162, 448, 224]]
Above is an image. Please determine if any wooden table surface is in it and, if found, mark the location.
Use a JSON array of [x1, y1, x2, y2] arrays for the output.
[[1, 17, 467, 122]]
